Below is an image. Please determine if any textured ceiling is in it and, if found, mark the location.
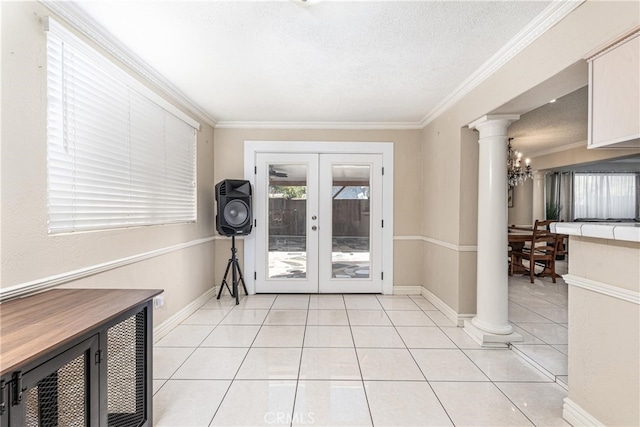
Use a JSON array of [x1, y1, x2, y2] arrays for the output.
[[508, 86, 588, 156], [74, 0, 553, 124]]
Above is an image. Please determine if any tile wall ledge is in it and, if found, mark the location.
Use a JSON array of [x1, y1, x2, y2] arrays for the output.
[[552, 222, 640, 242]]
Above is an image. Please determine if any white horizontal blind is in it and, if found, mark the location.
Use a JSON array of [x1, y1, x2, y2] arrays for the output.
[[46, 18, 198, 234]]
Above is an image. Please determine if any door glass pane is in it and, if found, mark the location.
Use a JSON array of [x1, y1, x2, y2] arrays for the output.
[[268, 164, 307, 278], [331, 165, 370, 279]]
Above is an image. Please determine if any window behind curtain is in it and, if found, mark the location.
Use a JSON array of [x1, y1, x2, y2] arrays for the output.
[[573, 173, 637, 219], [46, 18, 199, 234]]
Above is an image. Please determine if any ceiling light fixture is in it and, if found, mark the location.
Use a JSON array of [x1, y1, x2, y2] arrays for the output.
[[549, 99, 556, 103], [507, 138, 532, 187]]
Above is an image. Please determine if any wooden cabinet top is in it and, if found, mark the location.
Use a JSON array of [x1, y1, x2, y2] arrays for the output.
[[0, 288, 162, 377]]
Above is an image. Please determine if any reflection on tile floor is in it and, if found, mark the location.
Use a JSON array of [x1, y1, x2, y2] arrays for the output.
[[509, 260, 569, 385], [154, 286, 570, 426]]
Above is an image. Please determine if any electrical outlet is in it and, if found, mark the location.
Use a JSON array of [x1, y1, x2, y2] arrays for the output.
[[153, 295, 165, 309]]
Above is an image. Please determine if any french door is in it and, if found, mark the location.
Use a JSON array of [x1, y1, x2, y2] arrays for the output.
[[254, 153, 382, 293]]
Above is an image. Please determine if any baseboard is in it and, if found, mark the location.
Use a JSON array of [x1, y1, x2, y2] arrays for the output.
[[393, 285, 422, 295], [563, 398, 604, 426], [420, 287, 473, 327], [153, 287, 217, 342]]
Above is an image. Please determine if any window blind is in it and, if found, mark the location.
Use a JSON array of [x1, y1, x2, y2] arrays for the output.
[[46, 17, 199, 234]]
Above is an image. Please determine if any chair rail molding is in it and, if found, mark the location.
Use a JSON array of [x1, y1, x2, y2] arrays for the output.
[[0, 236, 216, 302], [562, 274, 640, 305], [394, 235, 477, 252]]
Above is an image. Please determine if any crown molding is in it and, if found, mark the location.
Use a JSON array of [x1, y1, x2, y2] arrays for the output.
[[40, 0, 583, 132], [40, 0, 218, 129], [420, 0, 585, 128], [215, 121, 423, 130], [527, 140, 587, 158]]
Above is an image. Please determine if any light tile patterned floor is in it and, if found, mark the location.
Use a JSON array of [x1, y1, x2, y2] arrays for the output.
[[153, 279, 570, 426], [509, 260, 569, 387]]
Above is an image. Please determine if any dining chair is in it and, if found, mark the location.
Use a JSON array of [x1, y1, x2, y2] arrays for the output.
[[534, 219, 567, 259], [510, 228, 560, 283]]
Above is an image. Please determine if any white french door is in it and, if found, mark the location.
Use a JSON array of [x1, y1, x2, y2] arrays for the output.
[[254, 152, 382, 293]]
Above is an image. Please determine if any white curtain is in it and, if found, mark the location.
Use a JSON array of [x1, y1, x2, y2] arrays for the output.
[[573, 173, 637, 219], [547, 172, 573, 221]]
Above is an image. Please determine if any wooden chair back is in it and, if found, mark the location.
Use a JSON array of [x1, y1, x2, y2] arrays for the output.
[[511, 227, 560, 283]]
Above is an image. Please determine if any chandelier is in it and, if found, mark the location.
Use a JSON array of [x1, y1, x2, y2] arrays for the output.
[[507, 138, 532, 187]]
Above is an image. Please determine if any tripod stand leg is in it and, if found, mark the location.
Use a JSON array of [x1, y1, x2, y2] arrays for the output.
[[234, 259, 248, 295], [217, 257, 234, 300], [218, 235, 246, 305], [232, 253, 239, 305]]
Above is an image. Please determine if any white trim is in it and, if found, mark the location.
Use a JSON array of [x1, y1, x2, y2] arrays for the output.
[[393, 235, 423, 241], [394, 235, 478, 252], [215, 121, 422, 130], [563, 398, 605, 427], [563, 274, 640, 305], [587, 134, 640, 149], [40, 1, 582, 132], [243, 141, 394, 295], [213, 235, 245, 240], [0, 237, 216, 302], [421, 287, 473, 327], [393, 285, 423, 295], [422, 236, 478, 252], [585, 28, 640, 61], [153, 287, 218, 342], [527, 140, 587, 158], [40, 1, 216, 128], [421, 0, 584, 127]]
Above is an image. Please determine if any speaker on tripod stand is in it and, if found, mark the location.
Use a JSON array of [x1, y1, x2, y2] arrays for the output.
[[215, 179, 252, 304]]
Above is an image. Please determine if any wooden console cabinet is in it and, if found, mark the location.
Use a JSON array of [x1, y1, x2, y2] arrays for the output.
[[0, 288, 162, 427]]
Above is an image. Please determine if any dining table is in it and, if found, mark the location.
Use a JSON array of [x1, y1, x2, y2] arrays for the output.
[[508, 228, 534, 274]]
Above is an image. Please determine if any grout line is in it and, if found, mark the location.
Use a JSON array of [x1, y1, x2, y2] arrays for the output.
[[346, 295, 376, 426], [205, 294, 274, 426], [375, 294, 457, 427], [154, 291, 569, 426], [288, 295, 311, 427]]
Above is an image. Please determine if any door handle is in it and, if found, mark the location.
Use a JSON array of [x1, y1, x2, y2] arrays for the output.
[[311, 225, 317, 231]]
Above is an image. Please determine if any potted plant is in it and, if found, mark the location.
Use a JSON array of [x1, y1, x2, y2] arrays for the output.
[[546, 202, 562, 220]]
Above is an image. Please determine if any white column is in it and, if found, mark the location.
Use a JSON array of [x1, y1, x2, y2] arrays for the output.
[[465, 115, 522, 347], [532, 171, 546, 222]]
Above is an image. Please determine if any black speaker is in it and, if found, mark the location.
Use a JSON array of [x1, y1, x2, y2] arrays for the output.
[[215, 179, 253, 236]]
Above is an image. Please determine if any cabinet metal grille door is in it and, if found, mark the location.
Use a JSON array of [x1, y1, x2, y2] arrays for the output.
[[24, 353, 87, 426], [107, 311, 146, 427]]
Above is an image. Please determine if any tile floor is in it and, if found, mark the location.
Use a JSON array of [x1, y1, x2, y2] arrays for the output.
[[508, 260, 569, 388], [153, 276, 570, 426]]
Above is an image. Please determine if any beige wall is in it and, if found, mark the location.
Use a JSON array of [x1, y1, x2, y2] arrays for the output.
[[421, 0, 639, 313], [567, 237, 640, 426], [3, 0, 639, 331], [1, 2, 216, 326], [212, 128, 424, 287], [508, 179, 534, 226]]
